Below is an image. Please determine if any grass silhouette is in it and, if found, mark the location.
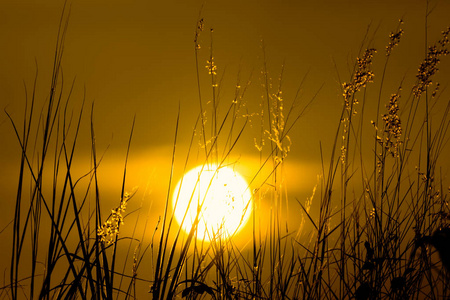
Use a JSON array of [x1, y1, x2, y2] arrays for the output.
[[2, 2, 450, 300]]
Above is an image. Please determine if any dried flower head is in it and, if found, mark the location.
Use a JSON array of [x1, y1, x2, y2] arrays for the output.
[[414, 27, 450, 97], [206, 58, 217, 75], [342, 48, 376, 111], [97, 193, 130, 245], [194, 18, 204, 50], [340, 145, 346, 164], [386, 20, 404, 56], [266, 90, 291, 162], [382, 93, 402, 157]]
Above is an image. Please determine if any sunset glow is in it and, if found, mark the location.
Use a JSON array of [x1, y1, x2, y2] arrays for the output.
[[172, 164, 252, 241], [2, 0, 450, 298]]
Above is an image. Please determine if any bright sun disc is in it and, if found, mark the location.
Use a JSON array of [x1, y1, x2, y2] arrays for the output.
[[172, 164, 252, 241]]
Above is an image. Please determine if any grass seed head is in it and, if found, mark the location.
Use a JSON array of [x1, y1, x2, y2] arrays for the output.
[[97, 192, 130, 244], [414, 27, 450, 97], [382, 93, 402, 157], [386, 20, 404, 56]]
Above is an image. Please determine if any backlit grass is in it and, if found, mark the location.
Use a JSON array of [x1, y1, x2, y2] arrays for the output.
[[2, 3, 450, 300]]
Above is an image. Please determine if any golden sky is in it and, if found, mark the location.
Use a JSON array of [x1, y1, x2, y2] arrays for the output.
[[1, 0, 450, 295], [1, 0, 449, 148]]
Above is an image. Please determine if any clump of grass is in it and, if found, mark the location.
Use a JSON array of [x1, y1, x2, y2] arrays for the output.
[[2, 5, 150, 299]]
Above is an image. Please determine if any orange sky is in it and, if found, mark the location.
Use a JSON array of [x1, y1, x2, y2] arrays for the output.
[[2, 0, 450, 150]]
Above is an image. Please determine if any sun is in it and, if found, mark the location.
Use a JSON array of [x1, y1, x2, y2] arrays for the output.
[[172, 164, 252, 241]]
